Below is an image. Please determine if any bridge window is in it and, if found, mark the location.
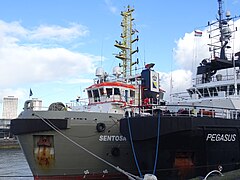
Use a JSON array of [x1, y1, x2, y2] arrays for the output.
[[229, 85, 234, 95], [93, 89, 100, 102], [130, 90, 135, 97], [87, 90, 92, 98], [209, 87, 218, 96], [99, 88, 104, 96], [219, 86, 227, 92], [114, 88, 120, 95], [106, 88, 112, 98]]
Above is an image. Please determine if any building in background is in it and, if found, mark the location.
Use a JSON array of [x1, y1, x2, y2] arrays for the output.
[[0, 96, 19, 143], [32, 98, 43, 110], [2, 96, 18, 120], [0, 96, 18, 135]]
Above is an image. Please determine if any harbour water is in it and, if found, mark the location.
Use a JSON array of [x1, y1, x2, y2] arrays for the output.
[[0, 149, 33, 180]]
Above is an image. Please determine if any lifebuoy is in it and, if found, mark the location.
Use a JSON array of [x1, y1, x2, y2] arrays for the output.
[[96, 123, 106, 132]]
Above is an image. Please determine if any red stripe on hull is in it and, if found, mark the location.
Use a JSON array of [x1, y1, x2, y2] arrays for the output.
[[34, 174, 129, 180]]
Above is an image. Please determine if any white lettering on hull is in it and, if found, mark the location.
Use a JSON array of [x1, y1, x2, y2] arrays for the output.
[[99, 135, 127, 142], [206, 133, 236, 142]]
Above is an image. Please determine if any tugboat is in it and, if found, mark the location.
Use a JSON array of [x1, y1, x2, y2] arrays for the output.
[[120, 0, 240, 179], [11, 5, 163, 180]]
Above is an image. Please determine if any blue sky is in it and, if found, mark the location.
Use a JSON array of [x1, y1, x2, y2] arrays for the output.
[[0, 0, 239, 116]]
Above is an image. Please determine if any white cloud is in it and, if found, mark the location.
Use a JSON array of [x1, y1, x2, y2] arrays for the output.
[[104, 0, 118, 14], [174, 30, 210, 71], [29, 23, 89, 41], [65, 78, 93, 84], [0, 20, 28, 37], [0, 88, 26, 102], [162, 30, 210, 101], [0, 46, 101, 87], [159, 70, 193, 101], [0, 15, 138, 114], [0, 20, 89, 46], [0, 20, 101, 115]]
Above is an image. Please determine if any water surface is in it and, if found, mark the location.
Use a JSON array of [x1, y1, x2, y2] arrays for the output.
[[0, 149, 33, 180]]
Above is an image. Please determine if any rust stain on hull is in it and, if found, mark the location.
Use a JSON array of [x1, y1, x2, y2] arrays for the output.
[[34, 135, 55, 168]]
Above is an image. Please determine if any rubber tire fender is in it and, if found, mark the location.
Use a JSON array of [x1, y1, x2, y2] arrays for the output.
[[96, 123, 106, 132]]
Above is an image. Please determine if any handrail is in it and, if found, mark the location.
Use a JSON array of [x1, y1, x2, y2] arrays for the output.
[[203, 170, 224, 180], [129, 103, 240, 120]]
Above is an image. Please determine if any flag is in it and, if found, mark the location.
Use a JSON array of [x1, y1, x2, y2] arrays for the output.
[[29, 88, 33, 97], [194, 30, 202, 37]]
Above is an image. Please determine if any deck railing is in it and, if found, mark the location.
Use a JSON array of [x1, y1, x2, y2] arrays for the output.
[[23, 98, 240, 120], [194, 73, 239, 85], [129, 104, 240, 120]]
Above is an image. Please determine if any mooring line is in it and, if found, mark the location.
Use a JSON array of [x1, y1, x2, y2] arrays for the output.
[[33, 113, 143, 180]]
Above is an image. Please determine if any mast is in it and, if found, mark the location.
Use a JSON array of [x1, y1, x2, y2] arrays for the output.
[[217, 0, 232, 59], [218, 0, 224, 47], [196, 0, 238, 82], [207, 0, 232, 59], [217, 0, 238, 96], [115, 5, 139, 78]]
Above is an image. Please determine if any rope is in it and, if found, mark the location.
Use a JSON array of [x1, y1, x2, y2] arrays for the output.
[[127, 116, 143, 178], [127, 112, 161, 178], [153, 111, 161, 175], [33, 113, 143, 180]]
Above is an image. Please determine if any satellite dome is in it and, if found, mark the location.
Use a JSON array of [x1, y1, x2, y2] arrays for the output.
[[226, 10, 231, 17], [96, 67, 104, 77], [113, 66, 121, 77], [222, 27, 232, 41]]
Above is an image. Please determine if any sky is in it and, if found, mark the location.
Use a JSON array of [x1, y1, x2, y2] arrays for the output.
[[0, 0, 240, 116]]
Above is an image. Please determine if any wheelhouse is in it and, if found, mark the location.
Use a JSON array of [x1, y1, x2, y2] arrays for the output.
[[86, 82, 136, 105]]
